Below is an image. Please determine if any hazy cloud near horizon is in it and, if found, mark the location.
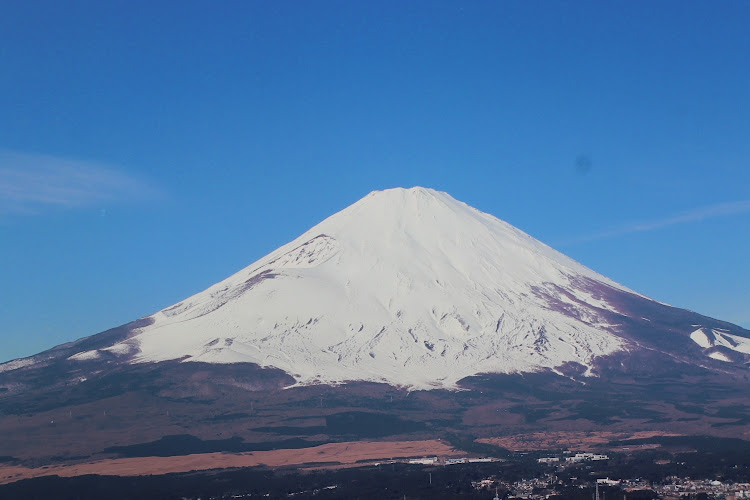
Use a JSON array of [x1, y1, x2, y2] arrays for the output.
[[562, 200, 750, 246], [0, 150, 163, 216]]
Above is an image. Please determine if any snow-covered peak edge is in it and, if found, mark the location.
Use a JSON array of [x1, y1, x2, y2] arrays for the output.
[[173, 186, 643, 312]]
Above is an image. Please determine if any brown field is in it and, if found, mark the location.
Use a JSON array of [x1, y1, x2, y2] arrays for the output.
[[0, 439, 456, 486], [478, 430, 681, 451]]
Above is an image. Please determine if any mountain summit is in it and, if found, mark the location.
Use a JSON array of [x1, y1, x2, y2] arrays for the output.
[[13, 187, 746, 389]]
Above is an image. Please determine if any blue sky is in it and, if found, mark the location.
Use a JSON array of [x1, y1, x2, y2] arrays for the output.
[[1, 1, 749, 363]]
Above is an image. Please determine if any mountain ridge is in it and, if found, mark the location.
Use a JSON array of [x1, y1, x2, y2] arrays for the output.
[[2, 187, 748, 390]]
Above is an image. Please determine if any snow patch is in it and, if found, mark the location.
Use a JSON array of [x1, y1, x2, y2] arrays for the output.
[[690, 328, 713, 348], [714, 330, 750, 354], [68, 350, 102, 361], [102, 343, 134, 355], [0, 358, 35, 374], [690, 327, 750, 356], [709, 351, 732, 362]]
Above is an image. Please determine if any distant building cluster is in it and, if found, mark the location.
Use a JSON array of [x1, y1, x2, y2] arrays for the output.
[[469, 472, 750, 500], [566, 452, 609, 462], [537, 452, 608, 463], [643, 478, 750, 499], [408, 457, 437, 465], [444, 458, 466, 465], [405, 456, 499, 466]]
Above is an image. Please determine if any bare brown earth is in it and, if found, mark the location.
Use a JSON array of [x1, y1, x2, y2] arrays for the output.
[[0, 439, 456, 486], [478, 430, 682, 451]]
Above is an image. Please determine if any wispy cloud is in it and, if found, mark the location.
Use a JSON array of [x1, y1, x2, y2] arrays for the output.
[[0, 150, 163, 216], [564, 200, 750, 245]]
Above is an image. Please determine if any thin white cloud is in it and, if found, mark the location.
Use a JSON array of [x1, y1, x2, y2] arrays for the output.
[[0, 150, 163, 215], [565, 199, 750, 245]]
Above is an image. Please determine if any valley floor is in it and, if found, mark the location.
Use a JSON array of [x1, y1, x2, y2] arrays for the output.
[[0, 439, 455, 485], [2, 435, 750, 499]]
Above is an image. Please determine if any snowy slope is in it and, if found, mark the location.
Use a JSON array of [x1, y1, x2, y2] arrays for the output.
[[58, 187, 650, 389], [689, 327, 750, 362]]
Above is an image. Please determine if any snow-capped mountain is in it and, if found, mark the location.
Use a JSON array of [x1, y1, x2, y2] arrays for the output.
[[3, 186, 750, 470], [16, 187, 746, 390]]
